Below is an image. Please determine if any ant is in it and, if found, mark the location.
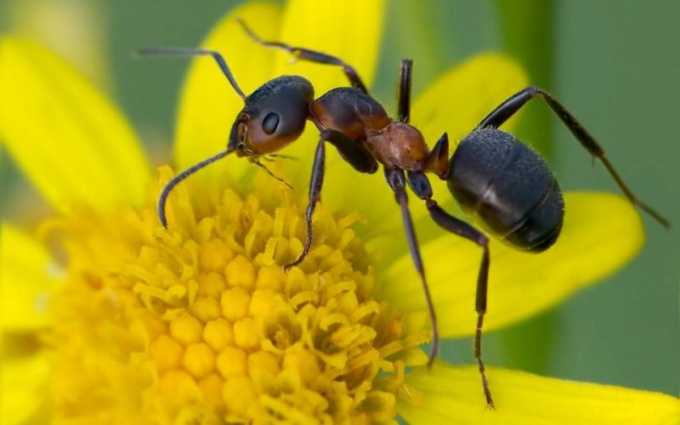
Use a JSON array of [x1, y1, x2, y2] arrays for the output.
[[139, 21, 668, 408]]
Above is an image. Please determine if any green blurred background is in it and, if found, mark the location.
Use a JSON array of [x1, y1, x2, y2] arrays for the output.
[[1, 0, 677, 396]]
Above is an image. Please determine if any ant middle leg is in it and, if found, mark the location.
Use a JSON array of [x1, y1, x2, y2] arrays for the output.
[[477, 85, 669, 228], [397, 59, 413, 123], [384, 169, 439, 367], [238, 20, 368, 94], [406, 171, 494, 409]]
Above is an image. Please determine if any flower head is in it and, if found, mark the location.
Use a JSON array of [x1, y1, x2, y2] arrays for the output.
[[1, 1, 678, 424]]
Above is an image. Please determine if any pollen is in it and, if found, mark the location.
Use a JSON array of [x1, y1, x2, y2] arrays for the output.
[[46, 166, 428, 424]]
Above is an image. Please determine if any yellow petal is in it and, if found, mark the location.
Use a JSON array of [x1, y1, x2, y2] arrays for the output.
[[273, 0, 390, 227], [412, 53, 529, 148], [398, 363, 680, 425], [0, 223, 60, 330], [174, 2, 282, 184], [7, 0, 112, 89], [379, 192, 644, 337], [0, 37, 150, 213], [1, 352, 49, 424], [275, 0, 384, 159], [275, 0, 384, 96]]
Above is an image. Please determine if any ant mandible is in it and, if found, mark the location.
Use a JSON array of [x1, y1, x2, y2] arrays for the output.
[[139, 20, 669, 408]]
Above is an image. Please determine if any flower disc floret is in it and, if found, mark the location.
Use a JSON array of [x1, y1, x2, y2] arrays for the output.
[[47, 167, 428, 424]]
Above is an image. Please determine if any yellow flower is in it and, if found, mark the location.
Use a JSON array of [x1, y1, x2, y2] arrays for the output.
[[1, 1, 678, 424]]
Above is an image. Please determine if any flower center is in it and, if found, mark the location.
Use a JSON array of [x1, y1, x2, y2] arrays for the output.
[[47, 166, 428, 424]]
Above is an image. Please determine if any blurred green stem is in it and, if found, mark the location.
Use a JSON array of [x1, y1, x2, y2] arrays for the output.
[[392, 0, 446, 94], [493, 0, 557, 374]]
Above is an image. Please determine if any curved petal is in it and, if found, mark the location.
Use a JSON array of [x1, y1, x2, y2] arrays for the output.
[[275, 0, 384, 96], [412, 53, 529, 147], [272, 0, 385, 174], [9, 0, 111, 89], [274, 0, 390, 231], [1, 223, 60, 330], [1, 352, 49, 425], [0, 38, 150, 213], [174, 2, 283, 184], [379, 192, 644, 337], [398, 363, 680, 425]]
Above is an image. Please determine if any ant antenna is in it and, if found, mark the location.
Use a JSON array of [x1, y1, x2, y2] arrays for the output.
[[158, 149, 233, 227], [252, 159, 293, 189], [136, 47, 248, 102]]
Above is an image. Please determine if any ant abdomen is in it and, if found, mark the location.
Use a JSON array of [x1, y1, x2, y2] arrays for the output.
[[447, 128, 564, 252]]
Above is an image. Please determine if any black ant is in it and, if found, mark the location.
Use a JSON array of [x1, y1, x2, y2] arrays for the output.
[[139, 21, 668, 408]]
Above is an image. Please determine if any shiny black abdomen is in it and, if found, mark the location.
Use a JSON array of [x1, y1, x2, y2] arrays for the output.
[[447, 128, 564, 252]]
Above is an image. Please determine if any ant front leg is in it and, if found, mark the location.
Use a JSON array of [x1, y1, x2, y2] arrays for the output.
[[285, 130, 378, 270], [285, 134, 326, 271], [406, 171, 494, 409], [238, 20, 368, 94], [427, 198, 493, 408], [478, 85, 669, 227]]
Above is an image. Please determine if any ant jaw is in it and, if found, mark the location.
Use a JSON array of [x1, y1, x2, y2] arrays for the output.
[[228, 114, 251, 153], [235, 144, 257, 158]]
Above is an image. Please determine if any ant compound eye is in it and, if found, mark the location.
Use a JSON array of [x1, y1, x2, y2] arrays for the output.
[[261, 112, 280, 135]]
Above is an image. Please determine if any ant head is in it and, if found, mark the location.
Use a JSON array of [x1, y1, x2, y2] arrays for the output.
[[228, 76, 314, 156]]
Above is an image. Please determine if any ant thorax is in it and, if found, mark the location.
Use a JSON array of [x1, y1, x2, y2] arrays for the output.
[[366, 122, 429, 171]]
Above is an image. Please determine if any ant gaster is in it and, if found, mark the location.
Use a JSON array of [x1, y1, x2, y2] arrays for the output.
[[139, 21, 668, 409]]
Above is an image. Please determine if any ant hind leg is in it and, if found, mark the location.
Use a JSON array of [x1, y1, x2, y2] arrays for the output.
[[406, 170, 494, 409], [478, 86, 668, 228]]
